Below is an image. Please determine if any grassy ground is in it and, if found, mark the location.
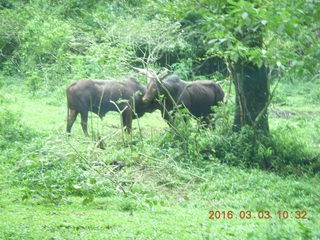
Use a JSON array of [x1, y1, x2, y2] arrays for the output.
[[0, 82, 319, 240]]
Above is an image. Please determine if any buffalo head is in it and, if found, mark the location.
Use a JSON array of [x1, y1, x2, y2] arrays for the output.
[[134, 67, 225, 126]]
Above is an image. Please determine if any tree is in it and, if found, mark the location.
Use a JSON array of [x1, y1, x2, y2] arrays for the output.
[[226, 1, 270, 135], [152, 0, 319, 136]]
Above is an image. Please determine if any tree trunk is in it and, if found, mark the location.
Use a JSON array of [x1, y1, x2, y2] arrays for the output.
[[233, 61, 269, 135]]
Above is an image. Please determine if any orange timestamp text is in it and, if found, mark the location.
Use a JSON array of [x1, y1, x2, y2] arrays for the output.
[[208, 210, 308, 220]]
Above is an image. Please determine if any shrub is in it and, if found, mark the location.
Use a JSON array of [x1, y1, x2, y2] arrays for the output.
[[154, 104, 319, 175], [13, 136, 123, 204]]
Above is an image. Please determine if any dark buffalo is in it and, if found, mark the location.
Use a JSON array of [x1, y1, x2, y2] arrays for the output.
[[134, 68, 224, 125], [66, 77, 155, 136]]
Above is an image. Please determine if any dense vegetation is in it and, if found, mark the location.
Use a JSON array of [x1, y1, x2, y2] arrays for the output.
[[0, 0, 319, 239]]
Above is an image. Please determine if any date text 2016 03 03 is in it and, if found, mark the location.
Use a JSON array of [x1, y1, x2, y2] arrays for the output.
[[208, 210, 309, 220]]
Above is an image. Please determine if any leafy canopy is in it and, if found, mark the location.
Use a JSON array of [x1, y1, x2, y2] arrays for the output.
[[153, 0, 320, 77]]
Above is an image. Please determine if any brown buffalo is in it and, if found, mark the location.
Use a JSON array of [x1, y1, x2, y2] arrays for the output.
[[134, 68, 225, 125], [66, 77, 155, 136]]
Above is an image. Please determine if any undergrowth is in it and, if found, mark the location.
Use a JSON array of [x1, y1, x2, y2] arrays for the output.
[[151, 104, 319, 175], [1, 96, 319, 206]]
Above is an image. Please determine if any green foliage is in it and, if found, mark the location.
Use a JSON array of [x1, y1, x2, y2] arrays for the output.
[[14, 136, 118, 204], [153, 103, 319, 175], [155, 0, 320, 79], [171, 58, 194, 79], [1, 0, 318, 94], [0, 108, 35, 149], [0, 1, 320, 238], [268, 125, 317, 174], [0, 83, 319, 238], [0, 0, 194, 93]]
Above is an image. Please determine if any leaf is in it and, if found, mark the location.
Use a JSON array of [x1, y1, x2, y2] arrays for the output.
[[261, 20, 268, 25], [276, 61, 281, 67], [276, 61, 285, 70], [227, 0, 241, 7], [242, 12, 248, 20], [180, 108, 189, 114], [90, 178, 97, 184], [235, 26, 243, 35]]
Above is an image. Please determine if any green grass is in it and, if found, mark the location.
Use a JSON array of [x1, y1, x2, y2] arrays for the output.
[[0, 168, 319, 239], [0, 84, 319, 239], [270, 81, 320, 152], [0, 88, 167, 136]]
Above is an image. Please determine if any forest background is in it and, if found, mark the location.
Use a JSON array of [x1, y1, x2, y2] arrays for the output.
[[0, 0, 319, 239]]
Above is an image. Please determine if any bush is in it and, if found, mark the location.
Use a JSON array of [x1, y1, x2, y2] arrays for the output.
[[14, 136, 119, 204], [153, 104, 319, 175]]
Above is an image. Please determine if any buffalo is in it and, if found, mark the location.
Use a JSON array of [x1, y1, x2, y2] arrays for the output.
[[66, 77, 155, 136], [134, 68, 225, 126]]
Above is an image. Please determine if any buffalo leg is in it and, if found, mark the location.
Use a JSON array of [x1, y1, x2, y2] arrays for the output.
[[66, 109, 78, 134], [122, 109, 132, 133], [80, 111, 89, 137]]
